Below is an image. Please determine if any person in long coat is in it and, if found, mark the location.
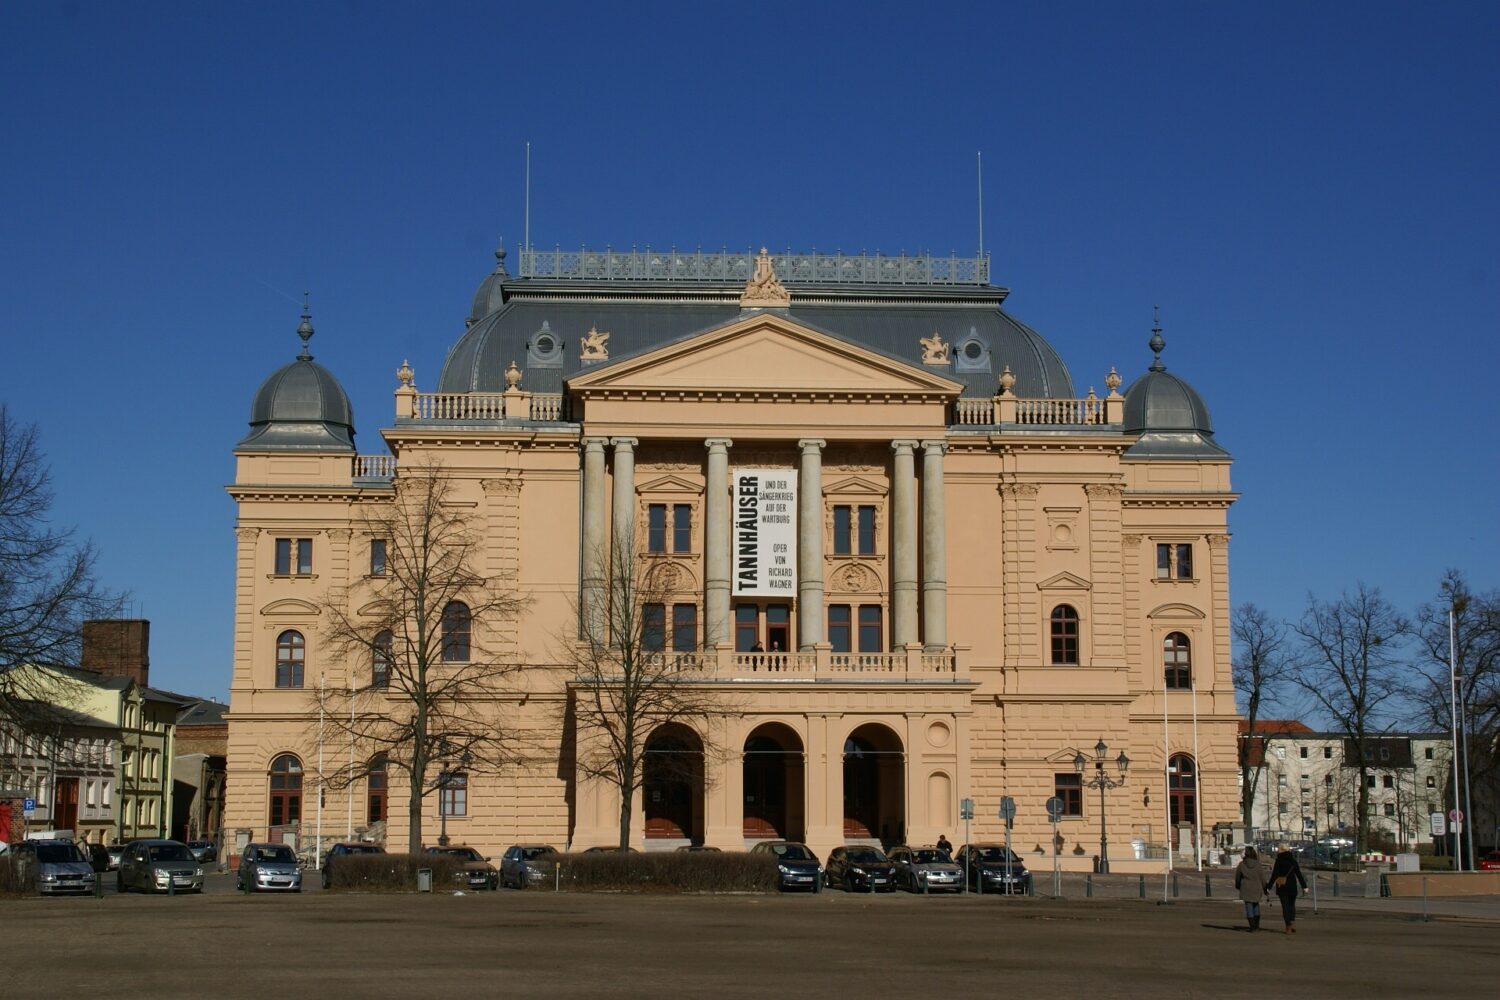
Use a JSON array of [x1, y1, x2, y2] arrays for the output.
[[1233, 847, 1267, 931], [1267, 844, 1309, 933]]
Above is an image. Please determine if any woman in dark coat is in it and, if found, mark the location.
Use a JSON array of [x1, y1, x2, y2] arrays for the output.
[[1233, 846, 1267, 931], [1267, 845, 1309, 933]]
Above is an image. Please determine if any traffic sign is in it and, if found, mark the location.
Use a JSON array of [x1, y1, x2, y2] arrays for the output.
[[1045, 796, 1064, 822], [960, 797, 974, 820], [999, 796, 1016, 824], [22, 797, 36, 814], [1448, 808, 1464, 823], [1430, 812, 1446, 837]]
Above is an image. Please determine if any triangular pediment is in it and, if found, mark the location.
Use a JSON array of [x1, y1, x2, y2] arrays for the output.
[[637, 474, 703, 494], [567, 313, 963, 398], [824, 476, 888, 496], [1036, 571, 1092, 592]]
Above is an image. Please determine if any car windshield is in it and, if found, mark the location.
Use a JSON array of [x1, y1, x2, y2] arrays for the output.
[[254, 846, 296, 863], [771, 845, 814, 861], [520, 847, 555, 861], [343, 845, 382, 855], [973, 847, 1021, 863], [35, 843, 87, 864], [435, 847, 482, 861], [846, 847, 888, 863], [148, 844, 194, 862], [911, 849, 950, 864]]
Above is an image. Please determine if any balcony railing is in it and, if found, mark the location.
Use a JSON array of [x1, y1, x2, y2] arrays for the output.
[[953, 396, 1121, 427], [633, 645, 964, 681], [353, 455, 395, 480], [517, 246, 991, 286], [402, 392, 570, 422]]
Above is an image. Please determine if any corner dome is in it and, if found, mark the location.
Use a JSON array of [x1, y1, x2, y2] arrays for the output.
[[467, 243, 510, 326], [236, 306, 355, 453], [1121, 323, 1227, 460]]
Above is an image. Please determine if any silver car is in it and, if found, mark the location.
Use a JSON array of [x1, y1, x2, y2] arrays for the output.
[[11, 840, 96, 895], [117, 839, 204, 894], [236, 842, 302, 892], [500, 844, 558, 889], [889, 845, 964, 893]]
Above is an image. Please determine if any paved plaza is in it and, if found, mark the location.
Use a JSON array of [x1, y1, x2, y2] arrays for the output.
[[6, 879, 1497, 999]]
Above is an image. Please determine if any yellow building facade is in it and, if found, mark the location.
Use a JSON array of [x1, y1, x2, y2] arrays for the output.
[[224, 247, 1237, 870]]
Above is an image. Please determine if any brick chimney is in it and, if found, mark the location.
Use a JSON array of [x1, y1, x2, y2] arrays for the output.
[[81, 619, 150, 687]]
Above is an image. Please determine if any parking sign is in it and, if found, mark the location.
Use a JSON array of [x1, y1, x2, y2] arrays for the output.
[[23, 797, 36, 814]]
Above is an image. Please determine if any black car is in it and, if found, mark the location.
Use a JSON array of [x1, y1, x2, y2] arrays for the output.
[[955, 844, 1032, 894], [424, 845, 499, 890], [825, 845, 897, 892], [749, 841, 823, 892]]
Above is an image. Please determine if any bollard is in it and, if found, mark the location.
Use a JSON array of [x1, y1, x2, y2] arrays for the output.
[[1204, 875, 1212, 898], [554, 861, 560, 892], [95, 872, 104, 899], [1422, 877, 1429, 922], [1332, 873, 1340, 897], [1138, 875, 1146, 899], [1171, 872, 1179, 898], [1086, 874, 1093, 898]]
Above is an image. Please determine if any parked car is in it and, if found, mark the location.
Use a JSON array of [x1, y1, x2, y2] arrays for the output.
[[1478, 851, 1500, 872], [888, 845, 963, 893], [236, 842, 303, 892], [117, 839, 204, 894], [186, 840, 217, 864], [955, 844, 1031, 894], [749, 841, 823, 892], [582, 846, 639, 853], [825, 845, 897, 892], [425, 845, 499, 890], [105, 843, 125, 870], [500, 844, 559, 889], [320, 842, 386, 889], [9, 840, 95, 895], [675, 845, 721, 853]]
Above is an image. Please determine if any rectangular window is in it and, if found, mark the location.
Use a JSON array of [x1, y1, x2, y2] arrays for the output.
[[1323, 747, 1333, 759], [1326, 803, 1334, 816], [1156, 544, 1172, 579], [1299, 747, 1308, 759], [672, 504, 691, 553], [1382, 775, 1394, 789], [647, 504, 667, 553], [275, 538, 312, 575], [1175, 544, 1193, 579], [857, 605, 883, 653], [642, 603, 666, 652], [857, 505, 876, 555], [1366, 775, 1376, 789], [439, 773, 467, 817], [369, 539, 387, 576], [766, 604, 790, 653], [1278, 802, 1289, 816], [1054, 773, 1083, 816], [1278, 774, 1287, 787], [1324, 775, 1333, 786], [734, 605, 759, 652], [671, 604, 697, 653], [829, 605, 851, 653], [1425, 747, 1434, 760], [833, 506, 852, 556], [1426, 776, 1435, 788], [1383, 803, 1395, 817]]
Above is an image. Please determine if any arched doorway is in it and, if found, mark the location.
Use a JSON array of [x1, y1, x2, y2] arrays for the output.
[[267, 753, 303, 832], [743, 723, 804, 840], [1168, 753, 1197, 830], [643, 724, 704, 842], [843, 723, 905, 846]]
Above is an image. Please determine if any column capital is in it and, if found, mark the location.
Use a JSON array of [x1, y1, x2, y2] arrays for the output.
[[797, 438, 826, 452], [582, 437, 609, 451], [705, 438, 733, 451], [890, 439, 918, 455], [610, 437, 639, 450], [920, 440, 946, 455]]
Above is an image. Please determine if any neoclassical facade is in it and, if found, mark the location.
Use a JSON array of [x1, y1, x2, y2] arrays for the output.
[[224, 246, 1238, 869]]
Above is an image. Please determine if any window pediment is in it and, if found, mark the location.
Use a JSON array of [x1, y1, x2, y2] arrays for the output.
[[1147, 602, 1205, 620], [637, 474, 703, 495], [259, 598, 320, 617], [1036, 571, 1091, 592], [824, 476, 887, 497]]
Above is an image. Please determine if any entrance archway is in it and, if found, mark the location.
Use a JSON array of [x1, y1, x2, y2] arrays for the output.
[[643, 724, 704, 842], [843, 723, 905, 846], [743, 723, 804, 840]]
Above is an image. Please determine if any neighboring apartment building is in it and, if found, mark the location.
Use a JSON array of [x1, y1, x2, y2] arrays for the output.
[[1240, 721, 1453, 849], [225, 244, 1240, 868]]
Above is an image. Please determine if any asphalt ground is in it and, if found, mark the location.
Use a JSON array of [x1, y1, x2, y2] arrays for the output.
[[5, 879, 1497, 999]]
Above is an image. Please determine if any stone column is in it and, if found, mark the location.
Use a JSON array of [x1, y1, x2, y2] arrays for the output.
[[580, 438, 608, 638], [610, 438, 638, 616], [796, 439, 826, 650], [704, 439, 733, 646], [890, 440, 919, 647], [920, 440, 947, 650]]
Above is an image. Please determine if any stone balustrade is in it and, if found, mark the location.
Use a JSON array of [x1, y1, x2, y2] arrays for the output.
[[398, 391, 570, 422], [633, 644, 966, 681], [353, 454, 396, 480]]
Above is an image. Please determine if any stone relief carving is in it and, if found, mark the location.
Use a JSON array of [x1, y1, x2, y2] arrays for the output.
[[480, 478, 522, 496], [740, 247, 791, 308], [920, 332, 951, 365], [1083, 484, 1123, 499], [831, 562, 877, 593], [1207, 533, 1231, 548], [579, 325, 610, 361]]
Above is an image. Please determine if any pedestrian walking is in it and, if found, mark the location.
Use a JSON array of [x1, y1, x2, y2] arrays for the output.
[[1233, 846, 1266, 932], [1267, 844, 1309, 934]]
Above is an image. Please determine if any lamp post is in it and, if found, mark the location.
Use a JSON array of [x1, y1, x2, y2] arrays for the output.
[[436, 748, 472, 848], [1074, 738, 1130, 875]]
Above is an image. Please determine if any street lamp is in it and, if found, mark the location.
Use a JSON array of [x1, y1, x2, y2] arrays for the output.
[[436, 747, 472, 848], [1073, 738, 1130, 874]]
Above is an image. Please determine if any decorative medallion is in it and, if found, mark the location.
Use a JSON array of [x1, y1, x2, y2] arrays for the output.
[[926, 721, 951, 749], [835, 563, 875, 593], [740, 247, 791, 308]]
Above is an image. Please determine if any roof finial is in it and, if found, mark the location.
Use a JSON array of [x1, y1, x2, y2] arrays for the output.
[[1148, 304, 1165, 372], [494, 236, 509, 275], [297, 291, 315, 361]]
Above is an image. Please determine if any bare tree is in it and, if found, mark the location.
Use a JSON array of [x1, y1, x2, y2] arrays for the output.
[[1409, 570, 1500, 858], [565, 542, 727, 849], [0, 405, 120, 731], [314, 462, 527, 851], [1290, 584, 1408, 853], [1232, 602, 1291, 832]]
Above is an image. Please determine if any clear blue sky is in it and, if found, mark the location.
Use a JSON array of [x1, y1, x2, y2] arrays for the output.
[[3, 1, 1496, 700]]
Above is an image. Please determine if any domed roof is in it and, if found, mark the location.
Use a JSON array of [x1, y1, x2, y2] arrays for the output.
[[467, 243, 509, 326], [236, 305, 355, 453], [1121, 323, 1227, 459]]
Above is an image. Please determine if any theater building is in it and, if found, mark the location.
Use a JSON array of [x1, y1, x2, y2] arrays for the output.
[[223, 245, 1238, 867]]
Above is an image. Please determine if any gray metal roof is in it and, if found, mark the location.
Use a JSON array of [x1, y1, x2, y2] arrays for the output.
[[237, 309, 355, 453], [442, 276, 1074, 399], [1120, 332, 1227, 459]]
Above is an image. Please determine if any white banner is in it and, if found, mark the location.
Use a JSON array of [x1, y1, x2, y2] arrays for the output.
[[732, 468, 797, 597]]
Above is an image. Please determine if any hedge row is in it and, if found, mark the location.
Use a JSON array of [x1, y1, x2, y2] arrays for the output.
[[0, 857, 35, 896], [323, 853, 468, 892], [323, 851, 782, 893]]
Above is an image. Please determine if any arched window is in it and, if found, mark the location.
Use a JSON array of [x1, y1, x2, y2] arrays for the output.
[[367, 753, 388, 825], [441, 601, 471, 662], [1163, 632, 1192, 690], [1049, 605, 1079, 665], [1168, 753, 1197, 830], [275, 631, 305, 688], [268, 753, 303, 828], [372, 630, 393, 689]]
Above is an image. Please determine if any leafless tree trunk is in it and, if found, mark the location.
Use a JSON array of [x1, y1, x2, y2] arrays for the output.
[[1290, 584, 1408, 854], [0, 405, 121, 732], [313, 462, 527, 851], [1232, 603, 1290, 833], [564, 542, 727, 850]]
